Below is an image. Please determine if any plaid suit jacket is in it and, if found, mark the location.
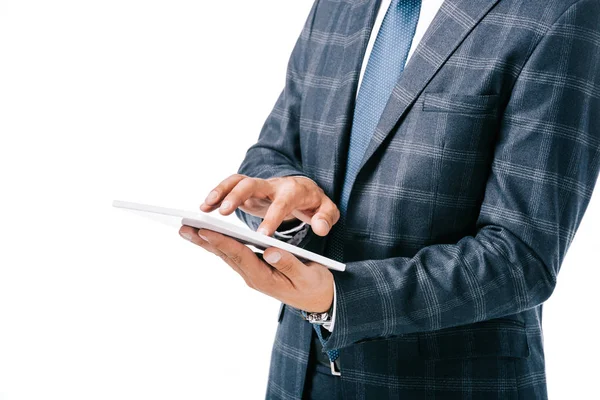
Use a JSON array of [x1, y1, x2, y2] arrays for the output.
[[235, 0, 600, 398]]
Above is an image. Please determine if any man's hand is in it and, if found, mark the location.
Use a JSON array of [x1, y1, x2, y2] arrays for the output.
[[179, 226, 334, 313], [200, 174, 340, 237]]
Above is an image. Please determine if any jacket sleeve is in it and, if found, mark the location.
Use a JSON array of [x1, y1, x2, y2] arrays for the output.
[[323, 0, 600, 352], [234, 1, 320, 232]]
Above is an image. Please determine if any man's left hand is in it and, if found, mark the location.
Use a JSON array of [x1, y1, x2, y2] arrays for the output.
[[179, 226, 334, 313]]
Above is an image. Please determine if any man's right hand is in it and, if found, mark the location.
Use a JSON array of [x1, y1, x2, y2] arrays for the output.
[[200, 174, 340, 237]]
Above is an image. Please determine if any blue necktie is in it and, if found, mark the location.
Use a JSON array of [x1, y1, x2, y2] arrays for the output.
[[321, 0, 422, 363]]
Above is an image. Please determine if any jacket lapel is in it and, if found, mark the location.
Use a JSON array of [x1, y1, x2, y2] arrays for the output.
[[350, 0, 501, 187]]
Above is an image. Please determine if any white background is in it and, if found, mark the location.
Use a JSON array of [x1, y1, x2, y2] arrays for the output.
[[0, 1, 598, 399]]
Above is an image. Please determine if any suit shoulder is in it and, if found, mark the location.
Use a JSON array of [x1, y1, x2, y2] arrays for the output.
[[555, 0, 600, 16], [550, 0, 600, 31], [497, 0, 600, 31]]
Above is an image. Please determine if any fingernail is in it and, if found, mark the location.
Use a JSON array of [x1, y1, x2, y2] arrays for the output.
[[257, 228, 268, 236], [180, 232, 192, 241], [264, 252, 281, 264], [206, 191, 218, 204], [220, 201, 232, 211], [198, 233, 209, 242], [317, 219, 330, 231]]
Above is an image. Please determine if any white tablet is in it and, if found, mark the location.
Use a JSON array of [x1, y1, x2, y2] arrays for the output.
[[112, 200, 346, 272]]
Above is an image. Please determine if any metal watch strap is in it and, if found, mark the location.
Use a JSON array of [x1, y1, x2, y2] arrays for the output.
[[304, 305, 333, 325]]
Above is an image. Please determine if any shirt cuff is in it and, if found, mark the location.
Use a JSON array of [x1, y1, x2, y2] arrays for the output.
[[273, 222, 310, 246], [273, 221, 307, 240], [322, 279, 336, 332]]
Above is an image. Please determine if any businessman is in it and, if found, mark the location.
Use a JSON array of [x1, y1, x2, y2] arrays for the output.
[[179, 0, 600, 398]]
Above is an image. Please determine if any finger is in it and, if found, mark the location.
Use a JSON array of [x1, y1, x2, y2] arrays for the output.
[[179, 225, 202, 245], [179, 225, 220, 256], [200, 202, 220, 213], [202, 174, 247, 208], [198, 229, 271, 282], [179, 226, 251, 282], [262, 247, 302, 280], [257, 197, 295, 236], [219, 177, 270, 216], [310, 198, 340, 236], [289, 209, 315, 225]]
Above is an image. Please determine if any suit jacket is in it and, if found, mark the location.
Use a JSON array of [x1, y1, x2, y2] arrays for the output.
[[235, 0, 600, 398]]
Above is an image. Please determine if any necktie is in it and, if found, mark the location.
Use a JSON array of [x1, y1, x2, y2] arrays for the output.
[[321, 0, 422, 363]]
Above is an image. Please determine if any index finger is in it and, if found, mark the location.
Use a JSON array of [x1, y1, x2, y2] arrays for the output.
[[200, 174, 246, 212], [257, 197, 295, 236]]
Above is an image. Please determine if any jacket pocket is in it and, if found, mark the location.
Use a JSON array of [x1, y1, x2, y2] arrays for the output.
[[418, 318, 530, 360], [422, 92, 500, 116]]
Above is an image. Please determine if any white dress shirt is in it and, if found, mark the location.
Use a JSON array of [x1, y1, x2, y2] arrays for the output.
[[277, 0, 445, 332]]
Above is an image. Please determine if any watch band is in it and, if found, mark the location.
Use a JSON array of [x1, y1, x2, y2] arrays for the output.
[[304, 305, 333, 326]]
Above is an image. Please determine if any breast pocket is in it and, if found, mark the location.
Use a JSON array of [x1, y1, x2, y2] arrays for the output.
[[419, 92, 502, 241], [420, 92, 501, 153], [422, 92, 500, 116]]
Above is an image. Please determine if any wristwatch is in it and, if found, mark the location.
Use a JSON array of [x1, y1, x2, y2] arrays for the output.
[[304, 305, 333, 326]]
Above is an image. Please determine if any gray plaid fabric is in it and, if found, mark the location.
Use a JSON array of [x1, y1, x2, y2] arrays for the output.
[[234, 0, 600, 399]]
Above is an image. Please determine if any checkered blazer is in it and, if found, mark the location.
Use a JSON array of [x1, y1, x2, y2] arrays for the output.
[[235, 0, 600, 398]]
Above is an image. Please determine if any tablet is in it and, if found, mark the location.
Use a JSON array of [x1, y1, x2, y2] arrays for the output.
[[112, 200, 346, 272]]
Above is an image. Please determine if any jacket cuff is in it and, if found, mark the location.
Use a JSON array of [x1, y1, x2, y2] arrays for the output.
[[321, 260, 388, 352]]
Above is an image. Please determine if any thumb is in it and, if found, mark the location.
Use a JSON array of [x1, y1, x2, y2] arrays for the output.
[[263, 248, 301, 279], [310, 199, 340, 236]]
